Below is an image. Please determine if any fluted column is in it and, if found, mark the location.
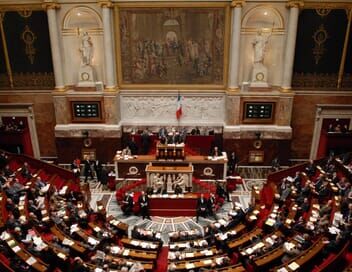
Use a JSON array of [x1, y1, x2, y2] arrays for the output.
[[228, 0, 245, 91], [99, 0, 116, 90], [43, 0, 65, 90], [281, 0, 303, 90]]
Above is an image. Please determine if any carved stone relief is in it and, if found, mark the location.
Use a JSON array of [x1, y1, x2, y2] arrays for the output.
[[120, 95, 225, 124]]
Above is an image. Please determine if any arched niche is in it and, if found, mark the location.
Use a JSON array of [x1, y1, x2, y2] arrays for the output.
[[62, 6, 103, 35], [242, 5, 284, 34]]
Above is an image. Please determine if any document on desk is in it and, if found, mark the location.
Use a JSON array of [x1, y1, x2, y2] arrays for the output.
[[203, 259, 212, 265], [62, 238, 74, 246], [57, 252, 66, 260], [130, 240, 139, 246], [185, 252, 194, 258], [185, 263, 195, 269], [122, 249, 130, 256], [277, 268, 288, 272], [288, 261, 300, 271], [26, 257, 37, 266], [12, 245, 21, 253]]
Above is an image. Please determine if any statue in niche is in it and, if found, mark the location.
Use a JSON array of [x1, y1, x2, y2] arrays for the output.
[[252, 30, 270, 64], [250, 29, 271, 88], [80, 32, 93, 66], [77, 31, 96, 87]]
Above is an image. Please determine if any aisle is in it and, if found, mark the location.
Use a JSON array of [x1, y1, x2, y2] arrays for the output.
[[155, 246, 169, 272]]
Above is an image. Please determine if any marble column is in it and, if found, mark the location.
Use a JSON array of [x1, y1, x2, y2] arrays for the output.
[[281, 0, 303, 90], [43, 1, 65, 90], [99, 0, 116, 90], [228, 0, 245, 91]]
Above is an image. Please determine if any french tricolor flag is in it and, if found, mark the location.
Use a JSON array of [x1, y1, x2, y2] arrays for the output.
[[176, 93, 182, 120]]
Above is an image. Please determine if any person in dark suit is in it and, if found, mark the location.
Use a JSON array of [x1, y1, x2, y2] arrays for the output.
[[21, 162, 32, 179], [210, 146, 220, 157], [228, 151, 238, 175], [196, 194, 208, 222], [141, 129, 151, 154], [138, 191, 151, 220], [207, 193, 216, 219], [83, 156, 94, 183], [94, 159, 103, 183], [191, 126, 201, 135], [128, 137, 138, 155], [306, 160, 316, 178], [121, 192, 134, 216]]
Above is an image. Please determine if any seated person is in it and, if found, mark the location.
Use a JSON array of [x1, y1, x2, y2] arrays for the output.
[[306, 159, 316, 178], [121, 146, 132, 156], [210, 146, 221, 157], [191, 126, 201, 135], [196, 194, 208, 222], [21, 162, 32, 179]]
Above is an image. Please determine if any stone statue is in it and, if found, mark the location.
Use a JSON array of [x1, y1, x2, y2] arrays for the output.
[[252, 30, 270, 64], [80, 32, 93, 66], [250, 29, 271, 87], [173, 173, 185, 191], [152, 173, 164, 193]]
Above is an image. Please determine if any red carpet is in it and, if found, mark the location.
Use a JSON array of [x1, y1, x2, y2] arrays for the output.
[[156, 246, 169, 272]]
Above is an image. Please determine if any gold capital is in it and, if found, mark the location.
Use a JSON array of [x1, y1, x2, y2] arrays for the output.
[[98, 0, 113, 8], [287, 0, 304, 8], [42, 1, 60, 10], [231, 0, 245, 8]]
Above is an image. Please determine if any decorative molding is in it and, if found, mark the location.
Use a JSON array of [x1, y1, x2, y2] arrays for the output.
[[223, 125, 292, 139], [42, 0, 60, 10], [231, 0, 245, 8], [55, 124, 122, 138], [287, 0, 304, 8], [98, 0, 113, 8]]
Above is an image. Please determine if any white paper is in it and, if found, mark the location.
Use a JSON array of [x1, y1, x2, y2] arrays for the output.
[[26, 257, 37, 266], [288, 262, 300, 271], [12, 246, 21, 253]]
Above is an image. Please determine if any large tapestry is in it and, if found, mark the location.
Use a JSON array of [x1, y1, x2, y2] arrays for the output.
[[118, 7, 226, 86], [1, 10, 54, 90], [292, 9, 348, 88]]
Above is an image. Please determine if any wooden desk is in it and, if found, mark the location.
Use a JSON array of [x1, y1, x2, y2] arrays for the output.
[[109, 218, 129, 235], [156, 142, 185, 160], [228, 228, 262, 249], [106, 255, 154, 271], [168, 246, 219, 261], [170, 254, 232, 271], [272, 238, 326, 272], [3, 232, 48, 272], [120, 237, 160, 251], [215, 263, 247, 272], [111, 247, 158, 261], [114, 154, 227, 180], [50, 225, 87, 254]]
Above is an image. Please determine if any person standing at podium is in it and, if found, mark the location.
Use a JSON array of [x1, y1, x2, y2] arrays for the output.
[[138, 191, 151, 220]]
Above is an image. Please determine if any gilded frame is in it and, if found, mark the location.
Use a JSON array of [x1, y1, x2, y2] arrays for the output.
[[113, 2, 230, 90]]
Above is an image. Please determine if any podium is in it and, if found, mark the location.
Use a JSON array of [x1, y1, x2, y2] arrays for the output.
[[156, 142, 185, 160]]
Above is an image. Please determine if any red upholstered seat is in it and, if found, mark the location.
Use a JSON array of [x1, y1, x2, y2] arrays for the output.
[[0, 253, 10, 266]]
